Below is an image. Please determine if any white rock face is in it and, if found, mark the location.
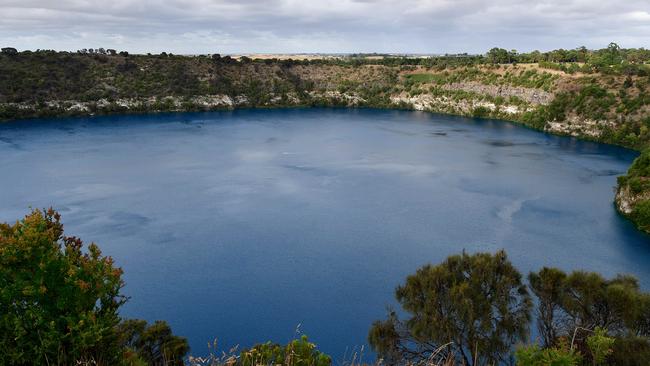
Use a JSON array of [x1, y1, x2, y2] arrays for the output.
[[545, 116, 615, 138], [66, 103, 89, 112], [441, 82, 554, 105], [616, 186, 634, 215], [307, 91, 365, 105], [390, 93, 526, 115]]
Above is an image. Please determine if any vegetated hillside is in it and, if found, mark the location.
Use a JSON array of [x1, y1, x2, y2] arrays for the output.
[[2, 44, 650, 232], [616, 149, 650, 232]]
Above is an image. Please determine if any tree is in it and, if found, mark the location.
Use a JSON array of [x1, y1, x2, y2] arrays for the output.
[[529, 267, 568, 348], [607, 42, 621, 63], [369, 250, 532, 365], [561, 272, 642, 335], [487, 48, 511, 64], [117, 320, 189, 366], [527, 268, 650, 364], [510, 49, 519, 63], [0, 209, 189, 365], [589, 42, 623, 67], [0, 208, 126, 365]]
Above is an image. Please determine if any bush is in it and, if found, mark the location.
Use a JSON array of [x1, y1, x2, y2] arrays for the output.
[[238, 335, 331, 366], [515, 342, 581, 366], [608, 336, 650, 366], [117, 320, 189, 366], [631, 199, 650, 232], [0, 208, 126, 365], [473, 106, 491, 118], [586, 328, 614, 366], [0, 209, 189, 366], [626, 177, 649, 194]]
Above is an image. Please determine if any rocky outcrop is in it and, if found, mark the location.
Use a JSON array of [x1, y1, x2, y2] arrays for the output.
[[389, 93, 529, 116], [615, 185, 636, 215], [2, 95, 246, 114], [308, 91, 366, 105], [545, 116, 616, 138], [0, 92, 368, 117], [441, 82, 553, 105]]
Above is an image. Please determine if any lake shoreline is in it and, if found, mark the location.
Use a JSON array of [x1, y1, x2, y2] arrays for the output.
[[3, 108, 648, 357], [4, 101, 646, 237]]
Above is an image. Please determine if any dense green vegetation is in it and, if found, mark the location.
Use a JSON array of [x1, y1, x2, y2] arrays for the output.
[[368, 251, 532, 365], [238, 335, 331, 366], [2, 209, 650, 365], [3, 44, 650, 150], [0, 209, 188, 366], [369, 251, 650, 366], [404, 66, 559, 92], [616, 149, 650, 232]]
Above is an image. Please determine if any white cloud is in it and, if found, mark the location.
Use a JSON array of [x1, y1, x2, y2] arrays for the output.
[[0, 0, 649, 53], [625, 11, 650, 21]]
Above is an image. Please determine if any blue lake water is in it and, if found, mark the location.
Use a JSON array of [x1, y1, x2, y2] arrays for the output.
[[1, 108, 649, 360]]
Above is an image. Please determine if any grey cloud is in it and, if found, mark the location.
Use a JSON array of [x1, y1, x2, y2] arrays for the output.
[[1, 0, 649, 53]]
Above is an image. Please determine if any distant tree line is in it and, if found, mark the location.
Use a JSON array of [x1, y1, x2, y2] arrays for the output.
[[4, 42, 650, 69]]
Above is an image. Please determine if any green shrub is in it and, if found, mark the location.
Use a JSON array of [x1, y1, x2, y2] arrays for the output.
[[586, 328, 614, 365], [628, 149, 650, 177], [626, 177, 650, 194], [117, 319, 189, 366], [0, 208, 126, 365], [608, 336, 650, 366], [631, 199, 650, 231], [0, 209, 189, 366], [515, 343, 582, 366], [239, 335, 331, 366], [473, 106, 491, 118]]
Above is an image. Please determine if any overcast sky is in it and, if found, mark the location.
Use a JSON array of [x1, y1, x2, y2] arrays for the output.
[[1, 0, 649, 54]]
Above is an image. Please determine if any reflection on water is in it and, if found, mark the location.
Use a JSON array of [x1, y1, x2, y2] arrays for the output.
[[0, 108, 648, 358]]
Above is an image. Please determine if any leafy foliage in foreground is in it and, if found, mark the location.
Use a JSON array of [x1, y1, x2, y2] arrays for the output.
[[369, 250, 532, 366], [2, 208, 650, 365], [239, 335, 331, 366], [187, 334, 332, 366], [0, 209, 189, 366], [528, 268, 650, 365], [0, 208, 126, 365], [118, 319, 190, 366], [370, 251, 650, 366], [515, 341, 582, 366]]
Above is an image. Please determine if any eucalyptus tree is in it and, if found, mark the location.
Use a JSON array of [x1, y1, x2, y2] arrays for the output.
[[369, 250, 532, 366]]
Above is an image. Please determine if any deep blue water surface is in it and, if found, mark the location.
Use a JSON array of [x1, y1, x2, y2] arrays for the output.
[[1, 108, 649, 360]]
